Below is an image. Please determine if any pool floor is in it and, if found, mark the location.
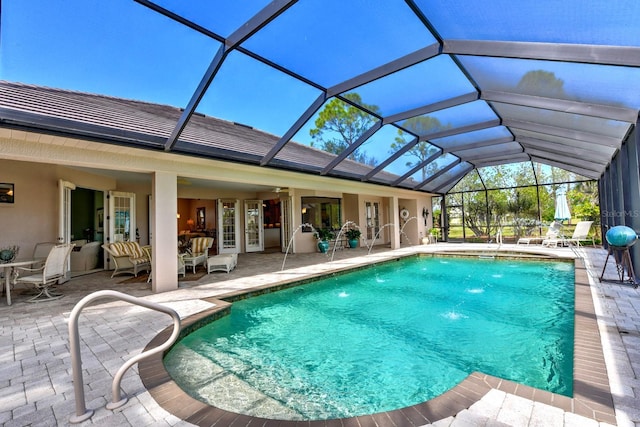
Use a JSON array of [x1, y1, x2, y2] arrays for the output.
[[138, 257, 616, 426]]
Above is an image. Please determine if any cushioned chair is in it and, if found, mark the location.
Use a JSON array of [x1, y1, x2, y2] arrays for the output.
[[14, 243, 74, 302], [70, 241, 101, 271], [206, 253, 237, 274], [183, 237, 214, 273], [143, 246, 187, 283], [102, 241, 150, 278]]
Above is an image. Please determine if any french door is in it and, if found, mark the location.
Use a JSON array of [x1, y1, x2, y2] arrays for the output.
[[57, 180, 77, 282], [218, 199, 240, 254], [366, 201, 380, 241], [108, 191, 136, 243], [244, 200, 264, 252], [280, 197, 292, 253], [58, 180, 76, 244]]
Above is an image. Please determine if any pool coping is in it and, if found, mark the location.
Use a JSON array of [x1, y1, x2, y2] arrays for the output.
[[138, 257, 617, 426]]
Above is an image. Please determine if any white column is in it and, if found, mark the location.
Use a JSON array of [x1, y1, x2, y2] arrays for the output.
[[389, 196, 401, 249], [151, 171, 178, 292]]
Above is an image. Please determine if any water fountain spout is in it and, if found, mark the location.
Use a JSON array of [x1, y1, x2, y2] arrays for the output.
[[367, 223, 395, 255], [281, 223, 318, 271], [330, 221, 365, 262], [399, 216, 418, 247]]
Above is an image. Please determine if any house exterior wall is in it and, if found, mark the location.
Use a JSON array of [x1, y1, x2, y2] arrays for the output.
[[0, 159, 117, 257], [0, 130, 434, 291]]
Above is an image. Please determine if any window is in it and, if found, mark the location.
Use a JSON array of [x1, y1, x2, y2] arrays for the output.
[[301, 197, 342, 232]]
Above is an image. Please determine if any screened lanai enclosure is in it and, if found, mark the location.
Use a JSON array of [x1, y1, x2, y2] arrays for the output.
[[438, 163, 600, 244], [3, 1, 640, 265]]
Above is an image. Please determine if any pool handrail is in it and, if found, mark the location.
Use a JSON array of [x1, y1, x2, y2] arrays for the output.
[[68, 290, 181, 424]]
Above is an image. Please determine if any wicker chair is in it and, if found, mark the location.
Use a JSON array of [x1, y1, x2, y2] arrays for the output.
[[143, 246, 186, 283], [183, 237, 214, 273], [102, 241, 150, 278]]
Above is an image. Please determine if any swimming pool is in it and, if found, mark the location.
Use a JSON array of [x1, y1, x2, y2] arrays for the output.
[[164, 255, 574, 421]]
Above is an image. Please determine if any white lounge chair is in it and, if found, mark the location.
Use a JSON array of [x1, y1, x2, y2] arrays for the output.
[[518, 222, 562, 245], [546, 221, 595, 248]]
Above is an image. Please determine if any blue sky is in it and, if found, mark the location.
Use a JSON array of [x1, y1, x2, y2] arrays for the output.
[[1, 1, 322, 139], [0, 1, 377, 142], [0, 0, 433, 143], [2, 1, 214, 106]]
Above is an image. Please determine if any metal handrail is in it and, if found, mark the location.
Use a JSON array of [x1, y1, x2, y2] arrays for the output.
[[68, 290, 181, 424]]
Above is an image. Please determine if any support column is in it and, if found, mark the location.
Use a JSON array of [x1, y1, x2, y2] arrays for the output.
[[151, 171, 178, 292], [389, 197, 401, 249]]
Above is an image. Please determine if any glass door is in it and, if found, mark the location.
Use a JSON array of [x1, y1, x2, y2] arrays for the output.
[[108, 191, 136, 243], [57, 180, 76, 283], [244, 200, 264, 252], [280, 197, 291, 253], [365, 201, 380, 241], [218, 199, 240, 254], [58, 180, 76, 244]]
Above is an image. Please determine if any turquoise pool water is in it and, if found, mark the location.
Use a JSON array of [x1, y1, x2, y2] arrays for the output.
[[165, 256, 575, 420]]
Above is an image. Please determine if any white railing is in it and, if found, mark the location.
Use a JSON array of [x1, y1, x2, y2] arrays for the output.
[[68, 290, 181, 424]]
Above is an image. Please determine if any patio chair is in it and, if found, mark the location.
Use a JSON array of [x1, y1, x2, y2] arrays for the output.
[[102, 241, 150, 278], [143, 246, 186, 283], [518, 222, 562, 245], [14, 243, 74, 302], [32, 242, 57, 268], [183, 237, 214, 273], [561, 221, 596, 247]]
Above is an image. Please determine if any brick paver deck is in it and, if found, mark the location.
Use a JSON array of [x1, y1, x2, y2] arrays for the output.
[[0, 244, 637, 426]]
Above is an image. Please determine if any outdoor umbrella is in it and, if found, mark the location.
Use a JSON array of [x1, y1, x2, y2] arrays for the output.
[[554, 188, 571, 222]]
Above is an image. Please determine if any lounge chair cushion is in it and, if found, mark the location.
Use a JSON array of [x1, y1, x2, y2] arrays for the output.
[[190, 237, 214, 256], [102, 241, 150, 278], [109, 242, 145, 258]]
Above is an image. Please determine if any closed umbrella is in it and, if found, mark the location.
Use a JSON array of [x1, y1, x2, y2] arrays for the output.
[[554, 188, 571, 222]]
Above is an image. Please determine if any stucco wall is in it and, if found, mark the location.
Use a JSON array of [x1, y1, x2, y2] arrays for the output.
[[0, 160, 118, 259]]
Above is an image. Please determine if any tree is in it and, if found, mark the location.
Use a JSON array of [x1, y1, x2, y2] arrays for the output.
[[309, 93, 380, 166], [516, 70, 566, 98], [391, 116, 451, 182], [569, 181, 600, 222]]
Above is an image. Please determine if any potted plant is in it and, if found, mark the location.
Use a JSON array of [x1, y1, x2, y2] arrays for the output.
[[345, 228, 361, 248], [314, 228, 335, 253], [422, 229, 431, 245]]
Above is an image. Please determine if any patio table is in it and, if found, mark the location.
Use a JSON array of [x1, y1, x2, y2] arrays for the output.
[[1, 260, 38, 305]]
